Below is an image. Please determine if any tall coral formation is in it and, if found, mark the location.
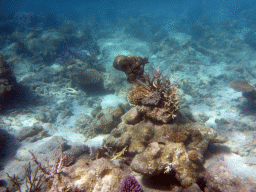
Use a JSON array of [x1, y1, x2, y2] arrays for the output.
[[106, 55, 227, 189], [113, 55, 179, 123], [113, 55, 149, 83]]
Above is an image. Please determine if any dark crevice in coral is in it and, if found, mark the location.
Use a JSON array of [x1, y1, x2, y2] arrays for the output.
[[141, 172, 181, 190], [196, 176, 207, 192]]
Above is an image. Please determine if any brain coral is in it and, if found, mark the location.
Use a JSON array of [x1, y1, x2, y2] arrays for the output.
[[70, 69, 102, 85]]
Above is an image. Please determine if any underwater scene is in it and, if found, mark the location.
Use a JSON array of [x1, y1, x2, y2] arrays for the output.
[[1, 0, 256, 191]]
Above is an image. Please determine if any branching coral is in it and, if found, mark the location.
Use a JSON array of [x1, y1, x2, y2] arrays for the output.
[[6, 162, 45, 192], [127, 66, 179, 123], [29, 145, 76, 191]]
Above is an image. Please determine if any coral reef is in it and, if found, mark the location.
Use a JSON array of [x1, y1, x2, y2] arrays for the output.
[[113, 55, 149, 83], [127, 67, 179, 123], [104, 110, 226, 187], [0, 54, 17, 111]]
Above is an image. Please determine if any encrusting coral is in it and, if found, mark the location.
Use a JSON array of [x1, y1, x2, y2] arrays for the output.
[[104, 55, 226, 189]]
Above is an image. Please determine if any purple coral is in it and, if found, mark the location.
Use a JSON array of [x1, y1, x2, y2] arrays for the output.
[[119, 174, 143, 192]]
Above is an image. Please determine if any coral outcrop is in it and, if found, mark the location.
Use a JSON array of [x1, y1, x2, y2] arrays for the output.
[[0, 54, 17, 111], [127, 67, 179, 123], [105, 59, 227, 188], [113, 55, 149, 83], [104, 116, 225, 187], [69, 68, 105, 92]]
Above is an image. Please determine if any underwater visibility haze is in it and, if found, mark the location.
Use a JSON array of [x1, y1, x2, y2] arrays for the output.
[[1, 0, 256, 191]]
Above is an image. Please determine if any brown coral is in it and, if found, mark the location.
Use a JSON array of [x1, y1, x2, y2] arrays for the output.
[[168, 131, 188, 143], [104, 119, 226, 188], [70, 69, 102, 86], [113, 55, 149, 83], [188, 150, 200, 162], [127, 68, 179, 123]]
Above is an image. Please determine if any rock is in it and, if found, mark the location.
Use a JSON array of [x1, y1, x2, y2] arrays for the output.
[[15, 126, 43, 142], [204, 163, 256, 192], [121, 107, 143, 125]]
